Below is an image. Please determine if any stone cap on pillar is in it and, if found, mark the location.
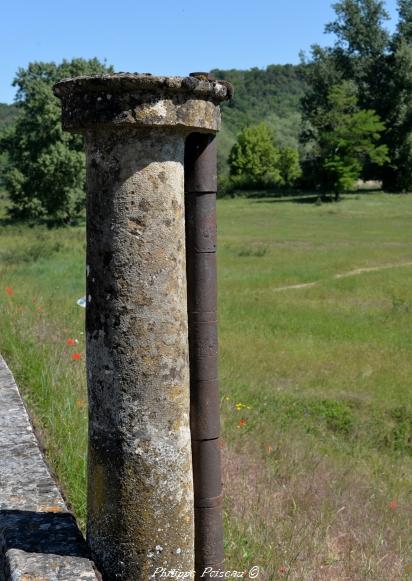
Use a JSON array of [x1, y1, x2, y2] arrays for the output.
[[53, 73, 234, 134]]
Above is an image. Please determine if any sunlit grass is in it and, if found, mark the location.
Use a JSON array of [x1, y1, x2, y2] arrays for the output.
[[2, 192, 412, 578]]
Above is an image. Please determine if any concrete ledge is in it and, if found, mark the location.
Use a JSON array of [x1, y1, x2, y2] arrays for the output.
[[0, 356, 100, 580]]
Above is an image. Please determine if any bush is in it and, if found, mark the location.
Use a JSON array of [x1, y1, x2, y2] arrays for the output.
[[229, 123, 282, 188], [228, 123, 302, 191], [217, 175, 236, 197]]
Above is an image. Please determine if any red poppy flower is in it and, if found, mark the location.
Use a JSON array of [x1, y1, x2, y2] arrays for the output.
[[278, 566, 287, 576], [5, 287, 14, 296], [71, 353, 82, 361], [66, 338, 76, 346], [389, 499, 398, 510], [239, 418, 247, 427]]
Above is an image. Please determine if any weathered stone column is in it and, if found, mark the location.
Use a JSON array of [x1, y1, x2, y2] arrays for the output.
[[53, 74, 232, 581]]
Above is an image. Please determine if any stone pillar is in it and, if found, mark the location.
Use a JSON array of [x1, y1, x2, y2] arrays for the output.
[[53, 74, 232, 581]]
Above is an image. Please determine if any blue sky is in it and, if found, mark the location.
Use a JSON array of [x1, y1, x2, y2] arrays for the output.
[[0, 0, 400, 103]]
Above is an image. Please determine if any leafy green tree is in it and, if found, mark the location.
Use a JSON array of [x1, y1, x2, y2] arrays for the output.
[[300, 0, 412, 191], [318, 82, 388, 197], [376, 2, 412, 190], [0, 58, 112, 223], [278, 147, 302, 187], [301, 45, 344, 155], [377, 41, 412, 190], [394, 0, 412, 42], [325, 0, 390, 112], [325, 0, 389, 58], [229, 123, 281, 188]]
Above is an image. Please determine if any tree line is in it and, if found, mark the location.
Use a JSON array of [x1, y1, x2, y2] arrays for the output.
[[1, 1, 412, 223], [301, 0, 412, 196], [225, 0, 412, 198]]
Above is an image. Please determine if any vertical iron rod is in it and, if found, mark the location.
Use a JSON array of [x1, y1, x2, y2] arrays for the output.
[[185, 132, 224, 579]]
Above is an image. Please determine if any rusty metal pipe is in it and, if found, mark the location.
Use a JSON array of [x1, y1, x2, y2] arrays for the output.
[[185, 132, 224, 579]]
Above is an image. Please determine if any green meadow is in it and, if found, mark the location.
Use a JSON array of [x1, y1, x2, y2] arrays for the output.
[[2, 192, 412, 579]]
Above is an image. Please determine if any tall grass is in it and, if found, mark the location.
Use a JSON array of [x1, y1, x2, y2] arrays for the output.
[[2, 193, 412, 578]]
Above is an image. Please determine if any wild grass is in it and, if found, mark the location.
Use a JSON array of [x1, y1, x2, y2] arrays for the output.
[[2, 192, 412, 578]]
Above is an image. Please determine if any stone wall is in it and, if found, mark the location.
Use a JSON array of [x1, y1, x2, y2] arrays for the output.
[[0, 355, 100, 580]]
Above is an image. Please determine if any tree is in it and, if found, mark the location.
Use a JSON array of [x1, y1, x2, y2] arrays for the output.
[[301, 45, 344, 157], [229, 123, 281, 188], [395, 0, 412, 43], [300, 0, 412, 191], [325, 0, 390, 58], [0, 58, 112, 223], [318, 82, 388, 198], [325, 0, 390, 111], [278, 147, 302, 187], [376, 1, 412, 190]]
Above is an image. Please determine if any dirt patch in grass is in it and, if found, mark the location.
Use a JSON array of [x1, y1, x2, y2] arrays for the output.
[[273, 261, 412, 293]]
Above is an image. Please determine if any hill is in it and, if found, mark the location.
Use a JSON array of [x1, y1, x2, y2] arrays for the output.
[[212, 64, 307, 173], [0, 64, 307, 177], [0, 103, 18, 132]]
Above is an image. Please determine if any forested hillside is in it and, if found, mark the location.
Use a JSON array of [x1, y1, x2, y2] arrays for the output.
[[0, 103, 18, 132], [0, 64, 306, 179], [212, 64, 306, 173]]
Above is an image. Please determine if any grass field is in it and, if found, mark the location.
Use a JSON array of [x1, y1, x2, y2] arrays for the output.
[[2, 192, 412, 579]]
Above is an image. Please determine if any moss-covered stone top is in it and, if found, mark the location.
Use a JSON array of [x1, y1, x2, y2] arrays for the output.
[[53, 73, 234, 133], [54, 73, 233, 101]]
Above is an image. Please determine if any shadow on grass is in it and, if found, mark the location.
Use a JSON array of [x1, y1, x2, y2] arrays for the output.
[[250, 189, 384, 204], [255, 195, 328, 204], [253, 194, 336, 204]]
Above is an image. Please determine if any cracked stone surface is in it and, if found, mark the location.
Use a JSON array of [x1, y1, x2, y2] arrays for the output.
[[0, 355, 100, 580]]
